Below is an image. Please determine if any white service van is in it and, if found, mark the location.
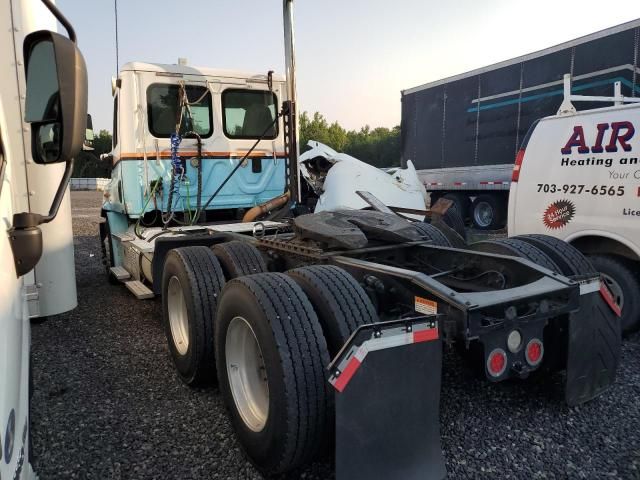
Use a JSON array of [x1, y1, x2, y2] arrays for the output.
[[509, 75, 640, 334]]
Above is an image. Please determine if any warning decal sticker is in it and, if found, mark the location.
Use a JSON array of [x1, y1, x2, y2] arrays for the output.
[[415, 296, 438, 315], [543, 199, 575, 230]]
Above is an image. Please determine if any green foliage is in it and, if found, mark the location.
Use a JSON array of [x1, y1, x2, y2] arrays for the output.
[[299, 111, 401, 168], [73, 129, 112, 178]]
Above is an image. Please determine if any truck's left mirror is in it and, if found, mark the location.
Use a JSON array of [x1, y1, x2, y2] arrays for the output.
[[23, 30, 87, 164], [84, 114, 95, 150]]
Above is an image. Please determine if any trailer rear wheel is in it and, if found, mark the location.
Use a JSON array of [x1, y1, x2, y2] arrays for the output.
[[513, 234, 595, 277], [443, 192, 471, 220], [215, 273, 331, 475], [470, 238, 560, 273], [211, 240, 267, 279], [413, 222, 452, 247], [589, 255, 640, 334], [162, 246, 225, 386], [287, 265, 378, 355], [471, 194, 505, 230]]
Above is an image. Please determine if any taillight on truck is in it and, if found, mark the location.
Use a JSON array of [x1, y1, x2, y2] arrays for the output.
[[525, 339, 544, 367], [512, 149, 525, 182], [512, 120, 540, 183], [487, 348, 508, 377]]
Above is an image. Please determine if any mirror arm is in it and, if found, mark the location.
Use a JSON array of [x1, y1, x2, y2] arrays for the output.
[[40, 0, 76, 43], [8, 158, 72, 277], [40, 158, 74, 224]]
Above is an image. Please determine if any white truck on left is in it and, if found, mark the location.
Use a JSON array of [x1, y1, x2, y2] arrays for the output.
[[1, 0, 87, 478]]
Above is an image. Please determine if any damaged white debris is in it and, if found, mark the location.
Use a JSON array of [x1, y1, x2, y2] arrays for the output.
[[299, 141, 428, 220]]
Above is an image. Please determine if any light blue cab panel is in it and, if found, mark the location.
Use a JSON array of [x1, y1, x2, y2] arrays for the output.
[[104, 155, 286, 219]]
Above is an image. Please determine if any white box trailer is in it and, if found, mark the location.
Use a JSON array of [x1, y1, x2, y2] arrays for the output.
[[401, 19, 640, 230]]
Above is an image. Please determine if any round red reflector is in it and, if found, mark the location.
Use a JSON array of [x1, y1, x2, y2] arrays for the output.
[[525, 339, 544, 366], [486, 348, 507, 377]]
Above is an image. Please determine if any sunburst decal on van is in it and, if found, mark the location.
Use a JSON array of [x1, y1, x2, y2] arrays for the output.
[[543, 199, 575, 230]]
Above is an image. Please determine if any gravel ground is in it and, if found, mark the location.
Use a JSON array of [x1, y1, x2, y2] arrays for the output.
[[31, 191, 640, 479]]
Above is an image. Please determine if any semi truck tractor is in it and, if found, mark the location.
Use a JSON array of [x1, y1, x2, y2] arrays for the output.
[[1, 0, 88, 478], [401, 19, 640, 230], [99, 1, 623, 478]]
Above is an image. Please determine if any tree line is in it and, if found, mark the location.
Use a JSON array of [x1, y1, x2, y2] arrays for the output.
[[299, 112, 401, 168], [73, 113, 401, 178]]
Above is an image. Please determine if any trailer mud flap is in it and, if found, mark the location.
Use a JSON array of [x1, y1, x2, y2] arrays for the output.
[[328, 319, 446, 480], [565, 281, 622, 406]]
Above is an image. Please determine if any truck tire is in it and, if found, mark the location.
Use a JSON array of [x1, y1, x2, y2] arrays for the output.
[[471, 194, 505, 230], [589, 254, 640, 334], [513, 234, 595, 277], [431, 219, 467, 248], [441, 208, 467, 241], [215, 273, 331, 475], [443, 192, 471, 220], [414, 222, 452, 247], [470, 238, 561, 273], [162, 246, 226, 386], [287, 265, 378, 355], [211, 240, 267, 279]]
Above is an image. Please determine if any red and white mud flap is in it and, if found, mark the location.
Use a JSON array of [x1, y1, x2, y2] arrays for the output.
[[328, 318, 446, 480], [565, 277, 622, 406]]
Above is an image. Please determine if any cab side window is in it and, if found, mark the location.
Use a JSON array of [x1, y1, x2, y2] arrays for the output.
[[147, 84, 213, 138], [222, 89, 278, 139]]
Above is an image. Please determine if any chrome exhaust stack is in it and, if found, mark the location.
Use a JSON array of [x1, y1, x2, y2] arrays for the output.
[[282, 0, 301, 202], [283, 0, 297, 110]]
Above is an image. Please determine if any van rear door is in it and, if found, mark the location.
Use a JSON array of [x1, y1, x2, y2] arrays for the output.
[[508, 104, 640, 251]]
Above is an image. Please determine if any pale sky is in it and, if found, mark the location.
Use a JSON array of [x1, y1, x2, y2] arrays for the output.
[[58, 0, 640, 133]]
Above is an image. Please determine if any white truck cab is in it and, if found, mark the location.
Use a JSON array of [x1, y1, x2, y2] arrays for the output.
[[1, 0, 87, 478], [509, 75, 640, 333], [104, 62, 289, 219]]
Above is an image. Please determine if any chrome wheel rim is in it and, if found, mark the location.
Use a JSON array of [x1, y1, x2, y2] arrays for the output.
[[226, 316, 269, 432], [167, 276, 189, 355], [474, 201, 493, 228], [601, 273, 624, 311]]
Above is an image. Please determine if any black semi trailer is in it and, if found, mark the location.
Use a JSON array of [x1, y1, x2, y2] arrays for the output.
[[401, 19, 640, 230]]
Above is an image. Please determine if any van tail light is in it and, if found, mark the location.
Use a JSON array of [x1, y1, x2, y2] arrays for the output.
[[525, 339, 544, 367], [512, 148, 525, 182], [487, 348, 508, 377]]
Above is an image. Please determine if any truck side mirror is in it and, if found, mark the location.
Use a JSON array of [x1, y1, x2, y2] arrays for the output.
[[8, 30, 88, 278], [24, 30, 87, 164], [84, 114, 95, 150]]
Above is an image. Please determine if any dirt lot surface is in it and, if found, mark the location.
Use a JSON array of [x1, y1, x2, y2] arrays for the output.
[[30, 191, 640, 479]]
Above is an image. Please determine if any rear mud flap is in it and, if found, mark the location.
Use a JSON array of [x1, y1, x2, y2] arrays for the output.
[[565, 281, 622, 406], [328, 319, 446, 480]]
